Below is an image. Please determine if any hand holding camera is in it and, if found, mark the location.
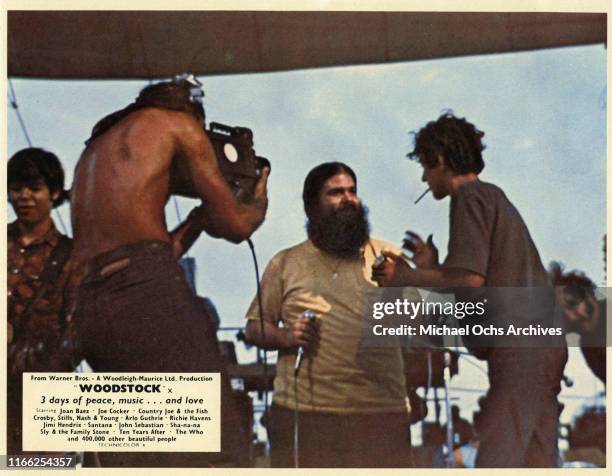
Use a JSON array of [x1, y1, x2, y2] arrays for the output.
[[170, 121, 270, 204]]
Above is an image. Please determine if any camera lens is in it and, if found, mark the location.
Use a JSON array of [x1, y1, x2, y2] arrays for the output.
[[223, 143, 239, 163]]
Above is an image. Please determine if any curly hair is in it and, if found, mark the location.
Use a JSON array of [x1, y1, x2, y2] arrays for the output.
[[548, 261, 596, 299], [8, 148, 69, 208], [407, 112, 486, 174], [135, 80, 204, 119]]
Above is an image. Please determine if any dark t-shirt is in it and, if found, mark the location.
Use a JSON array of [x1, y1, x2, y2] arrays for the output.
[[444, 180, 549, 287], [443, 181, 559, 351]]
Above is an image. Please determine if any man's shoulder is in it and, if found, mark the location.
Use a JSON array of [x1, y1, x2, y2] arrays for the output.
[[452, 180, 510, 210], [259, 241, 310, 278], [269, 240, 312, 262], [455, 180, 504, 198], [130, 107, 200, 128], [85, 107, 192, 150]]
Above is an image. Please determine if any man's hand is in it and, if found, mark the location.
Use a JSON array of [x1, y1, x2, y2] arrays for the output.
[[169, 205, 207, 258], [178, 115, 272, 243], [371, 250, 413, 287], [403, 231, 439, 269], [245, 312, 319, 353], [373, 251, 485, 288], [285, 314, 319, 354], [253, 166, 270, 203], [250, 165, 271, 227], [193, 166, 271, 242]]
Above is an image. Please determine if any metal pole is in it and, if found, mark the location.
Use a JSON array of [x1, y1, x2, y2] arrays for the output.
[[443, 351, 455, 468], [293, 377, 299, 468]]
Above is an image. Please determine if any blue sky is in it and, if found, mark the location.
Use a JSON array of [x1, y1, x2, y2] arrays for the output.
[[7, 43, 607, 423]]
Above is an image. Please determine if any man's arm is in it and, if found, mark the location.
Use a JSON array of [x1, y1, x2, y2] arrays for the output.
[[372, 251, 485, 288], [174, 114, 269, 243], [169, 205, 206, 258], [375, 191, 491, 288], [245, 317, 318, 352], [245, 319, 289, 350], [243, 250, 319, 352]]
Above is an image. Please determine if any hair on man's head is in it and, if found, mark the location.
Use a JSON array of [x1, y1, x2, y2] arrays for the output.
[[87, 78, 205, 146], [549, 261, 597, 298], [408, 111, 486, 175], [302, 162, 357, 219], [8, 147, 68, 207], [135, 80, 205, 119]]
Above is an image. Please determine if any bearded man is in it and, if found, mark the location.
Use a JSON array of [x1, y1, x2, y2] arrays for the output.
[[244, 162, 412, 468]]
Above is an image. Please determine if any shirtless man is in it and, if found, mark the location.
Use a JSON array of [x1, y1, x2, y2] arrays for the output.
[[71, 77, 269, 467]]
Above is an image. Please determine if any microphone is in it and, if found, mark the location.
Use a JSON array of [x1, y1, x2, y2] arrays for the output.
[[294, 310, 316, 376], [444, 351, 452, 379]]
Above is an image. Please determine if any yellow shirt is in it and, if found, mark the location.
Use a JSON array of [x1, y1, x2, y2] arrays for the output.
[[245, 238, 409, 414]]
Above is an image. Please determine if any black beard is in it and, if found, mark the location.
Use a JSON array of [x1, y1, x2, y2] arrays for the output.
[[307, 203, 370, 258]]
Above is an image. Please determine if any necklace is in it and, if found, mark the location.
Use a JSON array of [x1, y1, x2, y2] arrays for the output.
[[314, 240, 379, 280], [326, 256, 343, 280], [315, 250, 344, 280]]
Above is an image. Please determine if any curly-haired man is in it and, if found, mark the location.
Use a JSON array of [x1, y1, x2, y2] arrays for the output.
[[373, 112, 567, 467]]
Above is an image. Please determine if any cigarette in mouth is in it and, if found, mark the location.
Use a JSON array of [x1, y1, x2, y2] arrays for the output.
[[414, 188, 431, 204]]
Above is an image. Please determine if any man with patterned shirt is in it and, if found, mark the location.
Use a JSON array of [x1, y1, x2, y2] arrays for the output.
[[7, 148, 79, 456], [244, 162, 412, 468]]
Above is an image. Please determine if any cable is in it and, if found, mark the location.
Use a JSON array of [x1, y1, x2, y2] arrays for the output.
[[293, 374, 299, 468], [443, 351, 455, 468], [246, 239, 267, 361], [291, 309, 315, 468], [173, 197, 183, 224], [246, 238, 269, 453], [8, 79, 33, 147]]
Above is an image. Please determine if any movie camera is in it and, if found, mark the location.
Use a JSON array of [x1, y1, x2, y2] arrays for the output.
[[169, 74, 270, 203], [170, 122, 270, 203]]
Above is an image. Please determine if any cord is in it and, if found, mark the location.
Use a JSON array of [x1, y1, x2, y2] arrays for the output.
[[293, 374, 300, 468], [8, 80, 33, 147], [246, 239, 269, 449]]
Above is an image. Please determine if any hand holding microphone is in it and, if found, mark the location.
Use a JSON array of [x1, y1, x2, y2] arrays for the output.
[[293, 310, 318, 376]]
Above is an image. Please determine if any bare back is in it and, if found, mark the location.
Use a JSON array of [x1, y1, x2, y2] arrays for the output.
[[71, 108, 202, 261]]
